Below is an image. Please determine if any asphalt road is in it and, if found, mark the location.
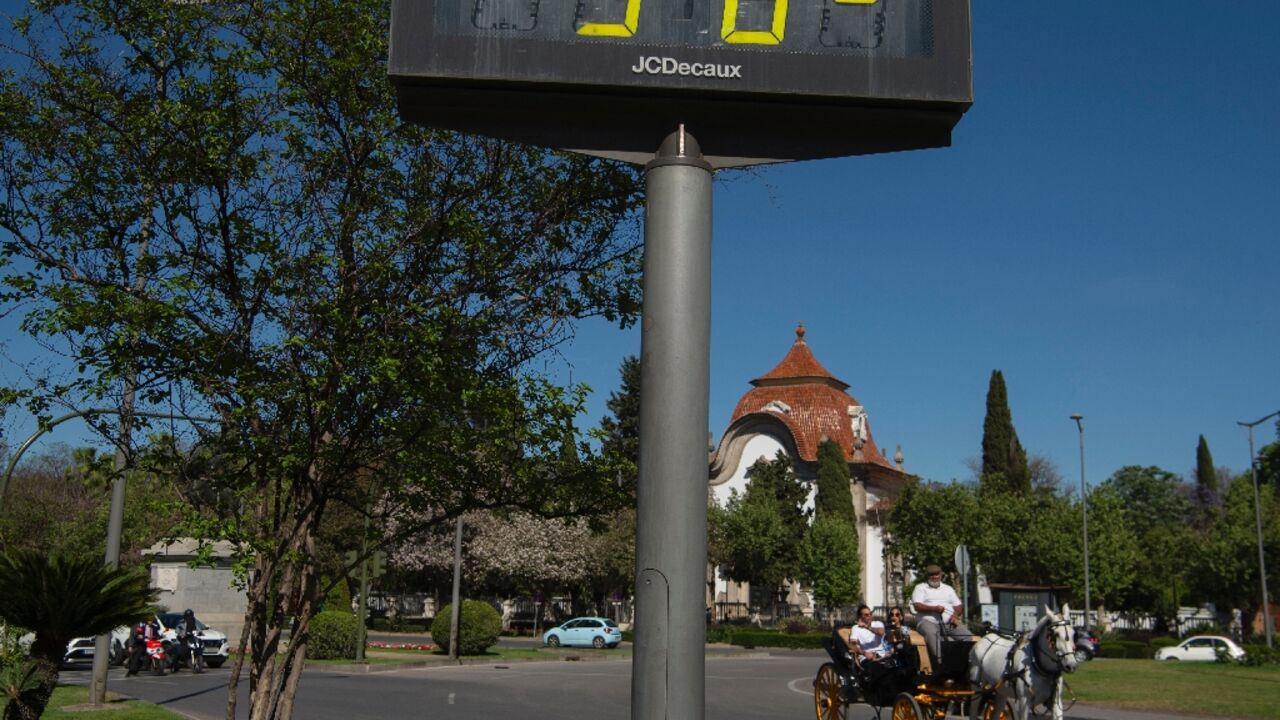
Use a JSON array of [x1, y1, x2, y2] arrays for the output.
[[60, 652, 1212, 720], [63, 650, 864, 720]]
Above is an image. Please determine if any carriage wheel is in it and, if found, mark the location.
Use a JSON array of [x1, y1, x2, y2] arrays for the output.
[[891, 693, 926, 720], [975, 696, 1015, 720], [812, 663, 847, 720]]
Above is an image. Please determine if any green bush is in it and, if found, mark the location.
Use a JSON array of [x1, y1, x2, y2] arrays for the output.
[[369, 617, 429, 633], [308, 611, 359, 660], [1097, 639, 1150, 659], [1238, 643, 1280, 666], [1149, 636, 1180, 649], [729, 630, 826, 650], [705, 624, 734, 644], [431, 601, 501, 655]]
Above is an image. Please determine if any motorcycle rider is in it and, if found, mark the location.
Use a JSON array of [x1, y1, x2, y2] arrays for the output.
[[125, 618, 160, 676], [170, 608, 202, 671]]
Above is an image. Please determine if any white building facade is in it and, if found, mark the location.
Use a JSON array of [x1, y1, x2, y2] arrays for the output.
[[708, 325, 909, 617]]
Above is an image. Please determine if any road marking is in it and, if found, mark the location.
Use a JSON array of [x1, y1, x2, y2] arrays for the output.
[[787, 677, 814, 695], [448, 692, 455, 705]]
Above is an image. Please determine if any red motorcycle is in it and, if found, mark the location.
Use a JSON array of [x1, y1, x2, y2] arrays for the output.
[[144, 637, 170, 676]]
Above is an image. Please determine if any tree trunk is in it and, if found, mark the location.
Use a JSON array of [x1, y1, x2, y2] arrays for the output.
[[239, 496, 323, 720]]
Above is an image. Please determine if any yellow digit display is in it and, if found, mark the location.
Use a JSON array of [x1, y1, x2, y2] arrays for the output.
[[576, 0, 643, 38], [722, 0, 788, 45]]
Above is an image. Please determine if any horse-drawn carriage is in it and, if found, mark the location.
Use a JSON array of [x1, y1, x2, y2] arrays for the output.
[[812, 608, 1078, 720]]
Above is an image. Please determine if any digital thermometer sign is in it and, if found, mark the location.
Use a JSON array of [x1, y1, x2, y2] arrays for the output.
[[389, 1, 972, 166]]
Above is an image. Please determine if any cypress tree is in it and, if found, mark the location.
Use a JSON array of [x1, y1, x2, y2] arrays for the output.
[[814, 438, 857, 525], [981, 370, 1029, 493], [599, 355, 640, 502], [1195, 434, 1217, 494]]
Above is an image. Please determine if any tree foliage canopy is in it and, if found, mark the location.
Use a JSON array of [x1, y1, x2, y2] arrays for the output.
[[710, 452, 810, 600], [0, 1, 643, 717]]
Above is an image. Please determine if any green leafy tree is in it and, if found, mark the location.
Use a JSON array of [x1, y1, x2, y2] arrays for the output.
[[713, 452, 810, 614], [1070, 483, 1140, 614], [1099, 465, 1197, 619], [1199, 473, 1280, 629], [0, 550, 157, 719], [798, 515, 861, 615], [980, 370, 1029, 494], [0, 2, 643, 718], [814, 439, 856, 525], [0, 445, 180, 564], [1104, 466, 1191, 538], [971, 484, 1075, 586], [1257, 419, 1280, 495], [884, 477, 981, 576]]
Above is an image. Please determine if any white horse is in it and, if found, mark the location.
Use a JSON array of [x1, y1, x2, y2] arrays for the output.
[[968, 605, 1079, 720]]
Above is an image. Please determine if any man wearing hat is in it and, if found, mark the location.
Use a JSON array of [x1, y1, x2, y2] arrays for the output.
[[910, 564, 971, 669]]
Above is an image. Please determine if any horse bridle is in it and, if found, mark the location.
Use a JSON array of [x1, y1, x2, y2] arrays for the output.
[[1030, 618, 1076, 678]]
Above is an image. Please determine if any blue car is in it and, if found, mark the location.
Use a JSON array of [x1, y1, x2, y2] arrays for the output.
[[542, 617, 622, 649]]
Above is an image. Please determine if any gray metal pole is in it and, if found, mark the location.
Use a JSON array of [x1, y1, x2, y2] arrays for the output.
[[355, 550, 370, 661], [1240, 412, 1278, 648], [1071, 415, 1091, 637], [633, 126, 712, 720], [449, 515, 463, 660]]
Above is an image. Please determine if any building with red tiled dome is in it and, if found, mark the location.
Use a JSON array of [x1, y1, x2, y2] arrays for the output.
[[708, 324, 909, 616]]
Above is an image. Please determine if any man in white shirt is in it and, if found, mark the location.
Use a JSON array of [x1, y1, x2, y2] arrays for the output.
[[910, 564, 972, 669], [847, 605, 885, 660]]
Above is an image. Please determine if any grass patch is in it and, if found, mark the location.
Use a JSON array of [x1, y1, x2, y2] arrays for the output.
[[1068, 659, 1280, 719], [9, 685, 188, 719]]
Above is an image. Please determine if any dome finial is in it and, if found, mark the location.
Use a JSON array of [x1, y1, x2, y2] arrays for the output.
[[795, 323, 806, 343]]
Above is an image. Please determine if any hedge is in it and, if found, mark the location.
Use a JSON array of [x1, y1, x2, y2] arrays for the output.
[[731, 630, 827, 649], [430, 601, 501, 655], [1096, 639, 1151, 659]]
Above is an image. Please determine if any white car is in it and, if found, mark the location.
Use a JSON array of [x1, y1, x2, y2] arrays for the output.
[[61, 626, 132, 667], [155, 612, 230, 668], [1155, 635, 1246, 662]]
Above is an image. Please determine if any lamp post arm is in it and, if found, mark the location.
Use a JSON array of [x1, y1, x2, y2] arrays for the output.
[[1, 408, 218, 514]]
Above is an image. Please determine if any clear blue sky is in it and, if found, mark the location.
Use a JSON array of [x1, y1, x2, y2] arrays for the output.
[[559, 1, 1280, 488], [3, 2, 1278, 489]]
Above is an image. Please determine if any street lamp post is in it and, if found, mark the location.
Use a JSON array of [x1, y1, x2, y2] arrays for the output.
[[1239, 411, 1279, 649], [1070, 414, 1091, 637]]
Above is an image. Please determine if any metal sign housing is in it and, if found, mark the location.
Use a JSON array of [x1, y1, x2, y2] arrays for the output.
[[389, 0, 972, 165]]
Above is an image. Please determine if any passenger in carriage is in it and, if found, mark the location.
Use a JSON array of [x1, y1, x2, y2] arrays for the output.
[[911, 564, 972, 670], [846, 605, 886, 661], [844, 604, 910, 696]]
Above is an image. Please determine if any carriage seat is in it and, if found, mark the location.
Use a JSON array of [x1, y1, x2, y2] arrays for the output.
[[909, 629, 933, 675], [837, 626, 851, 649]]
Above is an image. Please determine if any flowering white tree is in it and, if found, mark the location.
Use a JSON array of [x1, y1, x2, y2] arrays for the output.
[[389, 510, 599, 589]]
